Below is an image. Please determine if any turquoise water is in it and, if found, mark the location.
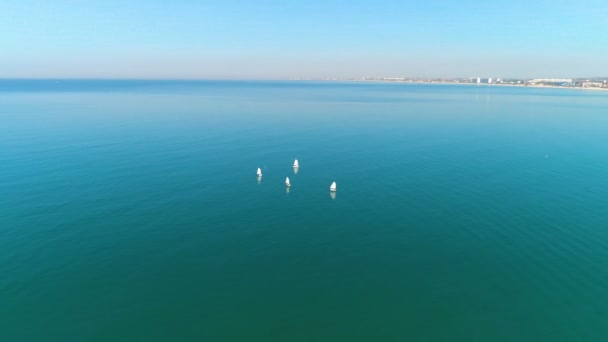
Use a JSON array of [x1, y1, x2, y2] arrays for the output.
[[1, 80, 608, 341]]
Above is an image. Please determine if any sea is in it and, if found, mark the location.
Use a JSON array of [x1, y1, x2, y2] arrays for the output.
[[1, 80, 607, 341]]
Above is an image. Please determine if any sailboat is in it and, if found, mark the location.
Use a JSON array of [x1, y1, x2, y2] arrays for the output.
[[285, 177, 291, 187], [256, 168, 262, 177], [329, 181, 337, 192], [293, 159, 299, 168]]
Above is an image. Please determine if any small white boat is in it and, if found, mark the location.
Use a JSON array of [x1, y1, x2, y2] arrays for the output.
[[285, 177, 291, 187], [329, 181, 337, 192], [293, 159, 299, 168], [256, 167, 262, 177]]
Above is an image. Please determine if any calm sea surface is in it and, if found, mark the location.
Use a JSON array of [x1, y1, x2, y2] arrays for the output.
[[1, 80, 608, 341]]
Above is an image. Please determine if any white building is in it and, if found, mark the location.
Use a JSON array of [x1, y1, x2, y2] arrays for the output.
[[582, 82, 604, 87]]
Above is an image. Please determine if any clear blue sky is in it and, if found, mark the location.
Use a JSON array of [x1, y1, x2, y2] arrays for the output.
[[2, 0, 607, 79]]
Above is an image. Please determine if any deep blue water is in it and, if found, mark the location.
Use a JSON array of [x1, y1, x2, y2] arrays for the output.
[[1, 80, 608, 341]]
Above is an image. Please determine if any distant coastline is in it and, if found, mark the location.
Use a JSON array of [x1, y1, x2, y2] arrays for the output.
[[330, 77, 608, 92]]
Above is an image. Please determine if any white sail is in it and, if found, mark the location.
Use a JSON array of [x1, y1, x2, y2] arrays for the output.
[[257, 167, 262, 176], [329, 181, 337, 192], [285, 177, 291, 187], [293, 159, 299, 168]]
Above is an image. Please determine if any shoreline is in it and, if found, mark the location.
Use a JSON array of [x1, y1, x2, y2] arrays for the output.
[[342, 79, 608, 92]]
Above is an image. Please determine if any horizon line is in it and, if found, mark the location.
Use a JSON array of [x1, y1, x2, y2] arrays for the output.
[[2, 76, 608, 81]]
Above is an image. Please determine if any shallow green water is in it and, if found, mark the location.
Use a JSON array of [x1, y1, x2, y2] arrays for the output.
[[1, 80, 608, 341]]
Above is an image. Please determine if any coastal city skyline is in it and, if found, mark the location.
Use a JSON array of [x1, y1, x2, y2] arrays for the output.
[[2, 0, 608, 79], [336, 76, 608, 89]]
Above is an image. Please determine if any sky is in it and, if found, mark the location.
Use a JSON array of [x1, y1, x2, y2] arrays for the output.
[[1, 0, 607, 79]]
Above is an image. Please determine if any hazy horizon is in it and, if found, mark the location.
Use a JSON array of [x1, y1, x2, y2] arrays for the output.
[[2, 0, 608, 79], [2, 75, 608, 81]]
